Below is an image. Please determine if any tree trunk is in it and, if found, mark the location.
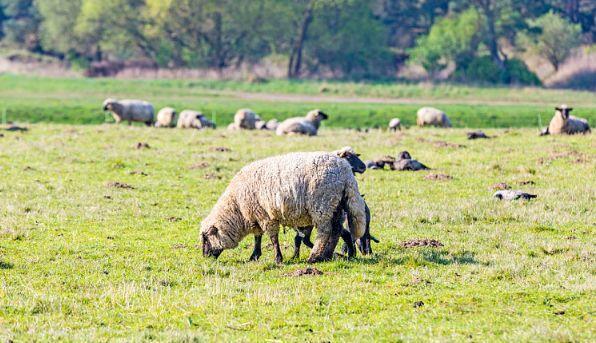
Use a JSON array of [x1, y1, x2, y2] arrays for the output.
[[288, 1, 314, 78], [475, 0, 504, 69]]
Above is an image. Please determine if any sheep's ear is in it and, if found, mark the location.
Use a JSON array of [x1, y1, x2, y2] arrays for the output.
[[568, 107, 574, 112], [337, 150, 348, 158], [555, 107, 561, 111]]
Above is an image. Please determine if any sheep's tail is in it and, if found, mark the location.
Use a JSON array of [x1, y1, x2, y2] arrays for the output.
[[343, 177, 366, 239]]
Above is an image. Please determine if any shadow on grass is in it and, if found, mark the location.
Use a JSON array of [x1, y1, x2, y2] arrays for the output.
[[421, 250, 486, 265], [0, 260, 14, 269]]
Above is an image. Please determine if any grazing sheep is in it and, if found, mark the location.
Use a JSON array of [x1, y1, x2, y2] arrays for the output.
[[416, 107, 452, 128], [201, 151, 367, 263], [155, 107, 177, 128], [276, 109, 329, 136], [546, 105, 591, 135], [391, 151, 429, 171], [102, 98, 154, 126], [493, 190, 537, 200], [389, 118, 402, 131], [233, 109, 261, 130], [365, 156, 396, 170], [177, 110, 215, 129]]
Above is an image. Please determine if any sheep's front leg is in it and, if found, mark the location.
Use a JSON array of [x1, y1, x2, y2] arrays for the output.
[[269, 231, 283, 264], [249, 235, 262, 261], [340, 228, 356, 258]]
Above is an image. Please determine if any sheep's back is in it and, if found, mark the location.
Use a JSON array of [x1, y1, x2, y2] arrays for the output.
[[119, 99, 154, 121]]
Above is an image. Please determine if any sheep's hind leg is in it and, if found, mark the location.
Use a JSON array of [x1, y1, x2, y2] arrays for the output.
[[269, 231, 283, 264], [292, 227, 313, 259], [249, 235, 262, 261]]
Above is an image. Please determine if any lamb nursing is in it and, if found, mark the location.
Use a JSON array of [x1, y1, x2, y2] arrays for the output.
[[200, 151, 367, 263]]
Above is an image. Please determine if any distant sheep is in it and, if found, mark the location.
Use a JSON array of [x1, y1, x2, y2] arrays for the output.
[[391, 151, 429, 171], [177, 110, 215, 129], [276, 109, 329, 136], [201, 151, 366, 263], [103, 98, 154, 126], [416, 107, 451, 128], [230, 109, 261, 130], [546, 105, 590, 135], [388, 118, 401, 131], [155, 107, 177, 128]]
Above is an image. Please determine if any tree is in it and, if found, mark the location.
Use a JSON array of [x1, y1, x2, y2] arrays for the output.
[[35, 0, 82, 59], [0, 0, 41, 51], [409, 8, 484, 77], [518, 11, 582, 71]]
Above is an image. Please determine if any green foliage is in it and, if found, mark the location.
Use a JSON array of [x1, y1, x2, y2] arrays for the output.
[[0, 0, 40, 50], [453, 56, 541, 86], [517, 11, 582, 71], [409, 8, 484, 76]]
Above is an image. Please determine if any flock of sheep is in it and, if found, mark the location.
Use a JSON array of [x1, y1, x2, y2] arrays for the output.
[[102, 98, 591, 263]]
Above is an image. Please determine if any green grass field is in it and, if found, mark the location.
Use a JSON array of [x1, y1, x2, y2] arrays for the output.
[[1, 74, 595, 128], [1, 123, 594, 341]]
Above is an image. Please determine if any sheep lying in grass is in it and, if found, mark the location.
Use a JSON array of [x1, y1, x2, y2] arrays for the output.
[[155, 107, 177, 128], [416, 107, 451, 128], [545, 105, 591, 135], [389, 118, 402, 131], [392, 151, 429, 171], [177, 110, 215, 129], [201, 151, 366, 263], [102, 98, 154, 126], [276, 109, 329, 136], [227, 109, 261, 130]]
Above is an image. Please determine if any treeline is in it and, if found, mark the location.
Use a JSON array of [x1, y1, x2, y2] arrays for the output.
[[0, 0, 594, 82]]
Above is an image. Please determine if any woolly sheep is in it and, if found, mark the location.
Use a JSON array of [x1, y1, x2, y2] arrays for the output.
[[233, 109, 261, 130], [177, 110, 215, 129], [201, 151, 367, 263], [546, 105, 591, 135], [155, 107, 177, 128], [288, 147, 373, 259], [265, 119, 279, 131], [102, 98, 154, 126], [416, 107, 452, 128], [388, 118, 402, 131], [276, 109, 329, 136]]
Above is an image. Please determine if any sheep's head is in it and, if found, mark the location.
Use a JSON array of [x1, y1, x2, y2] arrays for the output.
[[555, 105, 573, 120], [102, 98, 117, 111], [306, 109, 329, 122], [398, 151, 412, 160], [335, 146, 366, 174], [201, 225, 224, 259]]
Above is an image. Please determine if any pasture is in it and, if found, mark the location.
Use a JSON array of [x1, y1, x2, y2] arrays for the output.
[[1, 121, 594, 340]]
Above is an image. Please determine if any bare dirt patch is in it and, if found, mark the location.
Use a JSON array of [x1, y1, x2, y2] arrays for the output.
[[424, 173, 452, 181], [212, 146, 232, 152], [401, 239, 444, 248], [135, 142, 151, 150], [190, 162, 210, 170], [491, 182, 510, 190], [129, 170, 148, 176], [106, 181, 135, 189], [284, 267, 323, 277]]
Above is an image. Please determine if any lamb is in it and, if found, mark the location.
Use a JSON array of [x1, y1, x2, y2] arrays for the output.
[[201, 151, 367, 263], [388, 118, 402, 131], [155, 107, 177, 128], [391, 151, 429, 171], [102, 98, 154, 126], [288, 147, 367, 259], [494, 190, 537, 200], [545, 105, 591, 135], [276, 109, 329, 136], [177, 110, 215, 129], [416, 107, 452, 128]]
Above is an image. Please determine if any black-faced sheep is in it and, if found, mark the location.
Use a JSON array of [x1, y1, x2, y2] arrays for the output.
[[416, 107, 452, 128], [389, 118, 402, 131], [155, 107, 177, 128], [102, 98, 154, 126], [546, 105, 591, 135], [287, 147, 367, 260], [201, 151, 367, 263], [276, 109, 329, 136], [177, 110, 215, 129]]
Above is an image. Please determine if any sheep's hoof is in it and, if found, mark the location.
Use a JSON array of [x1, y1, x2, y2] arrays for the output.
[[249, 253, 261, 261]]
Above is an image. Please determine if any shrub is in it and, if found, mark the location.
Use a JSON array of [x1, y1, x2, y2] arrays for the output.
[[453, 56, 540, 86]]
